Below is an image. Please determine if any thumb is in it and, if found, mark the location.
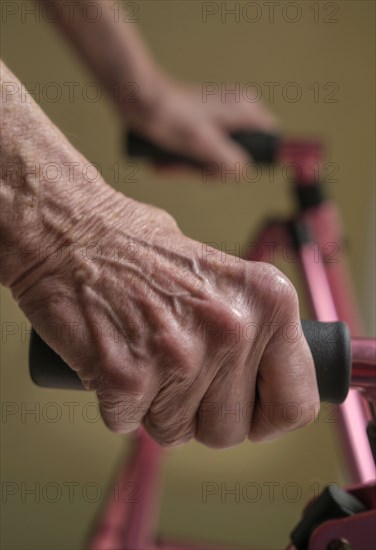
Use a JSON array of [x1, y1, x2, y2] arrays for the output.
[[186, 124, 252, 182]]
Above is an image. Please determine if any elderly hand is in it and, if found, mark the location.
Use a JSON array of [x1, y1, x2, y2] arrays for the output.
[[12, 184, 318, 448], [124, 75, 278, 175], [2, 61, 316, 449]]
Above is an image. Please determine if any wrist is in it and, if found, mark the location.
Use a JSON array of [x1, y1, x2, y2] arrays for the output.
[[116, 66, 172, 128], [1, 143, 123, 294]]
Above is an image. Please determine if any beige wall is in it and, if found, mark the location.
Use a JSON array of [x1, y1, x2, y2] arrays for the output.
[[1, 1, 375, 549]]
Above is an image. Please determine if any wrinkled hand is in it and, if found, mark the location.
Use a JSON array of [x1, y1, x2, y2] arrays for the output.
[[125, 75, 278, 174], [13, 187, 318, 448]]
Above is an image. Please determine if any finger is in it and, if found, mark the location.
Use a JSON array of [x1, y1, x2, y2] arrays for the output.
[[95, 353, 157, 434], [146, 124, 252, 181], [193, 124, 250, 164], [97, 388, 147, 434], [142, 303, 237, 447], [142, 350, 205, 447], [142, 381, 198, 447], [195, 347, 258, 449], [249, 303, 319, 443], [153, 149, 249, 185], [184, 124, 252, 182], [74, 285, 160, 434], [21, 284, 157, 434], [215, 99, 279, 133]]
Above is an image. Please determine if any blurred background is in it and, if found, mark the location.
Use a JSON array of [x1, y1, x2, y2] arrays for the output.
[[1, 1, 375, 549]]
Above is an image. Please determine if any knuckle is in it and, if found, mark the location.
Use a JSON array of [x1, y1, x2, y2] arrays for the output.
[[279, 277, 298, 309], [98, 400, 135, 434], [154, 432, 194, 448], [167, 122, 202, 149], [155, 331, 201, 385], [204, 299, 248, 350], [98, 390, 144, 434], [253, 263, 298, 314], [165, 360, 200, 390], [217, 304, 243, 337], [98, 360, 147, 396], [144, 417, 195, 447]]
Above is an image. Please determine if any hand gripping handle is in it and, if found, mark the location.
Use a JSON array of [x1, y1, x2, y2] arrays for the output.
[[126, 130, 280, 166], [29, 320, 351, 404]]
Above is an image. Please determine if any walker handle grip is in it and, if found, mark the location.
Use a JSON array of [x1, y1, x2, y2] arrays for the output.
[[29, 320, 351, 404]]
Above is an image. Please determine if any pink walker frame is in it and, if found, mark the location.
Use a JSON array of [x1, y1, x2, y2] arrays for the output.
[[87, 139, 376, 550]]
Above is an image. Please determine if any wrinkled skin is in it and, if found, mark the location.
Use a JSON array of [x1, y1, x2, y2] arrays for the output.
[[1, 61, 318, 448], [12, 192, 319, 448]]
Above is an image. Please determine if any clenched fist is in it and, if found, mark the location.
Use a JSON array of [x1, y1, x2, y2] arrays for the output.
[[1, 61, 318, 448], [9, 189, 318, 448]]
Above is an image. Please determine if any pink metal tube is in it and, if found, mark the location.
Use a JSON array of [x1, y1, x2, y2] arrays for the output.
[[351, 338, 376, 405], [298, 240, 375, 483]]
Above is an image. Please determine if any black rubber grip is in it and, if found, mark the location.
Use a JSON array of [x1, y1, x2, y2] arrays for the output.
[[29, 330, 84, 390], [126, 130, 280, 166], [29, 321, 351, 403], [301, 320, 351, 404]]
